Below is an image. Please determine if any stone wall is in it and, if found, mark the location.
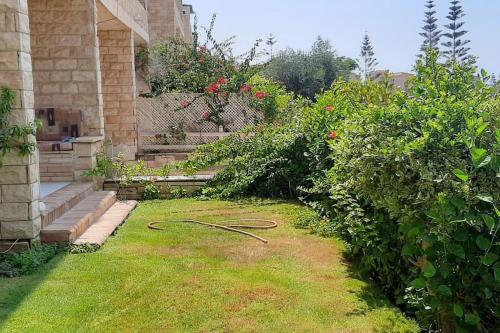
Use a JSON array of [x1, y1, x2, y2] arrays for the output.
[[98, 29, 137, 160], [0, 0, 41, 247], [28, 0, 104, 137], [103, 177, 208, 200]]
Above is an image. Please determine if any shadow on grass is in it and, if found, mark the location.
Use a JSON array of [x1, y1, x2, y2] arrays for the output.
[[340, 253, 418, 332], [0, 252, 66, 328]]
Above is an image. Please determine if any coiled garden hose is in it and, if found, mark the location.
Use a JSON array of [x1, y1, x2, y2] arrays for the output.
[[148, 219, 278, 243]]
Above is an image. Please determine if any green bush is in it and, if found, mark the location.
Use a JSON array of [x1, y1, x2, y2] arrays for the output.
[[184, 51, 499, 331], [327, 53, 499, 332], [0, 244, 61, 277], [143, 183, 162, 200]]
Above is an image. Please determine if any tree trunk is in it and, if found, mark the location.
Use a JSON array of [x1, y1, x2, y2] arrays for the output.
[[439, 308, 454, 333]]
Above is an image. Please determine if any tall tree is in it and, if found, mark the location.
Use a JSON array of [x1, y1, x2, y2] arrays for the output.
[[441, 0, 470, 62], [420, 0, 441, 53], [266, 34, 277, 59], [263, 36, 356, 100], [358, 33, 378, 82]]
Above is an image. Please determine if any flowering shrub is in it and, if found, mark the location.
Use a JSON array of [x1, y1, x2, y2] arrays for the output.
[[184, 51, 499, 332], [144, 15, 265, 129]]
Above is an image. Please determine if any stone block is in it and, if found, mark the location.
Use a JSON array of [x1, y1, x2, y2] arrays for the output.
[[27, 162, 39, 183], [0, 70, 21, 89], [73, 156, 96, 170], [0, 203, 29, 221], [61, 83, 78, 94], [1, 184, 32, 202], [54, 59, 77, 70], [0, 51, 19, 70], [16, 13, 30, 34], [29, 200, 40, 220], [1, 217, 41, 239], [0, 166, 27, 184], [50, 71, 71, 82], [72, 70, 96, 82]]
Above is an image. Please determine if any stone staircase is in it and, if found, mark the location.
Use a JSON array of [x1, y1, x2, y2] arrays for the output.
[[39, 151, 75, 182], [40, 182, 137, 246]]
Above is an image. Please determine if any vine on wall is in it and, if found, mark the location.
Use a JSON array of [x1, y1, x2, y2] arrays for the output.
[[0, 88, 38, 167]]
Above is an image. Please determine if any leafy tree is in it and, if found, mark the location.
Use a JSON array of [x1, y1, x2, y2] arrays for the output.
[[263, 36, 356, 100], [441, 0, 471, 63], [357, 33, 378, 81], [420, 0, 441, 53]]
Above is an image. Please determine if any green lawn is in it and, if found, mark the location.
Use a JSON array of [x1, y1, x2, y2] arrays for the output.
[[0, 199, 418, 333]]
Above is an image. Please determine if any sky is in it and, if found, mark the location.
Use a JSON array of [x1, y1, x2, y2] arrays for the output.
[[187, 0, 500, 75]]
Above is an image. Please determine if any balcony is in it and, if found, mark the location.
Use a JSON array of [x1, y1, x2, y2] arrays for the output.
[[97, 0, 149, 44]]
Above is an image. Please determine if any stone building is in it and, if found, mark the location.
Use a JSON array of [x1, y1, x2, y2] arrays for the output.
[[0, 0, 194, 249], [147, 0, 194, 44]]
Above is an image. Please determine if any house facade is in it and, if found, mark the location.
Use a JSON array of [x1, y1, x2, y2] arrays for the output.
[[0, 0, 194, 248]]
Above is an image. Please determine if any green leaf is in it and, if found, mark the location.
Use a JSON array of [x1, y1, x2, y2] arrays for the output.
[[481, 214, 495, 230], [475, 235, 490, 251], [465, 313, 480, 326], [476, 122, 489, 136], [410, 278, 426, 289], [453, 304, 464, 318], [440, 263, 451, 278], [495, 268, 500, 281], [471, 148, 488, 169], [454, 229, 468, 242], [423, 262, 437, 278], [452, 169, 469, 182], [481, 253, 498, 266], [436, 285, 452, 297], [484, 288, 492, 299], [477, 156, 491, 169], [476, 194, 493, 204], [449, 244, 466, 259]]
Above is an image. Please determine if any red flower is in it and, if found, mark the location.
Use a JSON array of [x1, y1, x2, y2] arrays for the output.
[[180, 100, 191, 109], [202, 111, 210, 119], [255, 91, 267, 100], [240, 85, 252, 93], [218, 91, 229, 98], [206, 83, 219, 94], [217, 77, 228, 85], [325, 105, 335, 112], [329, 131, 338, 140]]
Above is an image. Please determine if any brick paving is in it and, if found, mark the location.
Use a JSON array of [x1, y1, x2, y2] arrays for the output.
[[41, 182, 94, 227], [40, 191, 116, 244]]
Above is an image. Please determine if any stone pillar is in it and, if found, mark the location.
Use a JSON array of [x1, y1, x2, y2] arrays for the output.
[[0, 0, 41, 248], [147, 0, 175, 44], [28, 0, 104, 137], [98, 29, 138, 160], [73, 136, 103, 180]]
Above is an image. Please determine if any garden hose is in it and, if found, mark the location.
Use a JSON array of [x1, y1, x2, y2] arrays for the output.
[[147, 219, 278, 243]]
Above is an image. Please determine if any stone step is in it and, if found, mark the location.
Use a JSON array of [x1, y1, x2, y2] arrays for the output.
[[40, 191, 117, 244], [40, 176, 75, 182], [41, 182, 94, 227], [74, 200, 137, 247]]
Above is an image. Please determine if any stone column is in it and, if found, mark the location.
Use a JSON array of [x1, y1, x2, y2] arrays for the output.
[[98, 29, 138, 160], [28, 0, 104, 137], [0, 0, 41, 249]]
